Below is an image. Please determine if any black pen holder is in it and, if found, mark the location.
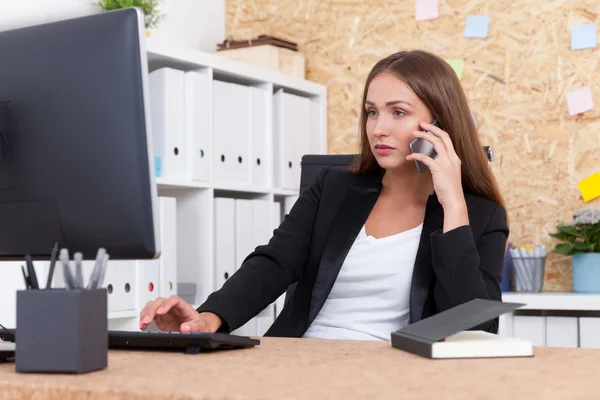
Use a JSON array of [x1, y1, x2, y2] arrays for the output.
[[16, 288, 108, 374]]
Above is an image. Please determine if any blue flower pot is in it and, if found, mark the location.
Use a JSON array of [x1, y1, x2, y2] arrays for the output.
[[572, 253, 600, 293]]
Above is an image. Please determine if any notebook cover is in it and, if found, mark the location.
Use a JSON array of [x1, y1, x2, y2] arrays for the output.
[[391, 299, 524, 356]]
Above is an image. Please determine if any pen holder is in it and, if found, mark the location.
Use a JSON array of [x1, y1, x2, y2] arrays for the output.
[[16, 288, 108, 374], [509, 256, 546, 293]]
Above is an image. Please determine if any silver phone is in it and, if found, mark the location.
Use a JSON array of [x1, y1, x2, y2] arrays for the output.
[[408, 119, 440, 174]]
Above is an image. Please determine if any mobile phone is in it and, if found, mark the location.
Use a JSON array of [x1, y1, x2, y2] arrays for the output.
[[408, 119, 440, 174]]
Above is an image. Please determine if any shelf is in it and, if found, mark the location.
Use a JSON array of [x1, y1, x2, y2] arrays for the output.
[[502, 292, 600, 311], [156, 178, 210, 190], [273, 188, 300, 196], [145, 38, 326, 98]]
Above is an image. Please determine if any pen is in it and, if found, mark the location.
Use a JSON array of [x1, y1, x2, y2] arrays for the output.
[[59, 249, 76, 290], [87, 248, 106, 289], [21, 265, 31, 289], [96, 253, 110, 289], [45, 241, 59, 290], [74, 252, 84, 289], [24, 255, 39, 290]]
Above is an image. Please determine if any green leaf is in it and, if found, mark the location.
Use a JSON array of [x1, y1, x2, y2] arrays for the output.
[[553, 244, 576, 255], [573, 241, 592, 252], [557, 225, 584, 237], [549, 232, 576, 244]]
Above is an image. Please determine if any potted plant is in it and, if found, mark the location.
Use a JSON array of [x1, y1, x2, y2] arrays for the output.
[[550, 207, 600, 293], [96, 0, 165, 31]]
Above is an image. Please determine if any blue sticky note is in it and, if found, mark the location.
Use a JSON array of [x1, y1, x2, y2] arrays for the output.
[[155, 156, 162, 177], [464, 15, 490, 38], [571, 23, 597, 50]]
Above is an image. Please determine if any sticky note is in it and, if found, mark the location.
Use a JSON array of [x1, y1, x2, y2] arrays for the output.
[[446, 59, 464, 79], [415, 0, 438, 22], [566, 87, 594, 116], [577, 172, 600, 202], [464, 15, 490, 38], [570, 23, 597, 50], [155, 156, 162, 177]]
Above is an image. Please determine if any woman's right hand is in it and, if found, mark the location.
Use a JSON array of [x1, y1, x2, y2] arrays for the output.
[[139, 295, 223, 333]]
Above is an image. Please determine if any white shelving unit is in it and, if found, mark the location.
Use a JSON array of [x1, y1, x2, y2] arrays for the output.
[[499, 292, 600, 349], [0, 38, 327, 333], [146, 37, 327, 311]]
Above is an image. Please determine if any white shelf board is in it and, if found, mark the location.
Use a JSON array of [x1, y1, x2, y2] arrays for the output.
[[212, 183, 273, 195], [502, 292, 600, 311], [273, 188, 299, 196], [156, 178, 210, 190], [108, 310, 139, 320], [145, 38, 326, 97]]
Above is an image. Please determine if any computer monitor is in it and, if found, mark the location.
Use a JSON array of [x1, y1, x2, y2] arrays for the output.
[[0, 8, 160, 260]]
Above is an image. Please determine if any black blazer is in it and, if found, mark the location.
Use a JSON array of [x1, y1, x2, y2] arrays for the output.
[[197, 167, 509, 337]]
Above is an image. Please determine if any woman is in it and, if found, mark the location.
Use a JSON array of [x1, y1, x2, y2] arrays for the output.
[[139, 50, 509, 341]]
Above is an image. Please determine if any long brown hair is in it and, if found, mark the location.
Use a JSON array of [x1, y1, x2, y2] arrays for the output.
[[350, 50, 507, 214]]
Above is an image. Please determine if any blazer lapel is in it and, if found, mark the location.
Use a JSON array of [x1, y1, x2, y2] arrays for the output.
[[308, 179, 382, 323], [409, 194, 444, 323]]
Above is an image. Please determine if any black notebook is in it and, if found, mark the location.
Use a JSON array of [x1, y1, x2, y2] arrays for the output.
[[391, 299, 532, 359]]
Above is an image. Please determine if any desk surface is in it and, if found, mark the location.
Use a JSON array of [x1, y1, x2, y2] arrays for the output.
[[1, 337, 599, 399]]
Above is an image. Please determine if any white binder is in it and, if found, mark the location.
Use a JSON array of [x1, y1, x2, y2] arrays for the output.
[[292, 95, 312, 188], [184, 70, 211, 182], [579, 317, 600, 348], [249, 86, 270, 187], [513, 316, 546, 347], [103, 260, 138, 312], [274, 90, 313, 190], [253, 199, 273, 248], [212, 80, 251, 185], [271, 202, 286, 318], [273, 89, 296, 189], [214, 197, 235, 290], [158, 197, 177, 298], [234, 199, 254, 271], [256, 305, 275, 336], [138, 257, 160, 307], [284, 196, 298, 217], [148, 67, 186, 179], [546, 316, 578, 348]]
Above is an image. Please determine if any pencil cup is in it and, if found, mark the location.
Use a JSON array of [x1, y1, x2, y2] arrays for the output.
[[510, 256, 546, 293], [16, 288, 108, 374]]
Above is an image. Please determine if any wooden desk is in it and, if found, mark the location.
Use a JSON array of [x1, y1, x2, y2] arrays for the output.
[[1, 337, 599, 399]]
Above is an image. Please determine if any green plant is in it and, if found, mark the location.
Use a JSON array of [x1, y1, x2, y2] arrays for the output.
[[96, 0, 165, 29], [550, 208, 600, 255]]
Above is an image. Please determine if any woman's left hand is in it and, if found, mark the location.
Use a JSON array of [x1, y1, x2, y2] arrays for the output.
[[406, 121, 469, 231]]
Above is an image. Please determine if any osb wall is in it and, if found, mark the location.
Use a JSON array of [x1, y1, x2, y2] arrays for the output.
[[225, 0, 600, 292]]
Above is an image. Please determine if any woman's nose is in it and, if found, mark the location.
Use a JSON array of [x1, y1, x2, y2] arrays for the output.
[[372, 115, 390, 136]]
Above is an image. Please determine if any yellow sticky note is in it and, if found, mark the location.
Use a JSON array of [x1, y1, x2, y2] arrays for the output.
[[446, 59, 464, 80], [577, 172, 600, 202]]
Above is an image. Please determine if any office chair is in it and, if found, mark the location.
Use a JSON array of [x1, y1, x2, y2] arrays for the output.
[[283, 147, 495, 305]]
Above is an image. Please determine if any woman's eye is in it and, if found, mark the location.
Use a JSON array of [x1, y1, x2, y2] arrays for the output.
[[393, 109, 406, 117], [367, 109, 377, 117]]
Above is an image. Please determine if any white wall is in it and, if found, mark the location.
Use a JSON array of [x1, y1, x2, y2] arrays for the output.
[[0, 0, 225, 53]]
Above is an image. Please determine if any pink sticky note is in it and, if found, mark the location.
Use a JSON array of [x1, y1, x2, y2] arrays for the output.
[[416, 0, 439, 22], [566, 87, 594, 116]]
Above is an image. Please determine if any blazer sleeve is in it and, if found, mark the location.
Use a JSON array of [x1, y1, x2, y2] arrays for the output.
[[429, 204, 509, 333], [195, 168, 329, 333]]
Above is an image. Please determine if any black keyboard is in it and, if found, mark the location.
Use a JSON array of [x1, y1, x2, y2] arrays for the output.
[[1, 328, 259, 355], [108, 330, 260, 354]]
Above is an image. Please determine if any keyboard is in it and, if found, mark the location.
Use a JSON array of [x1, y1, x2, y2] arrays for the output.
[[108, 330, 260, 354], [1, 328, 259, 355]]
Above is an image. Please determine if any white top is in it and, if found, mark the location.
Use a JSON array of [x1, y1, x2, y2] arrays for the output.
[[303, 223, 423, 342]]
